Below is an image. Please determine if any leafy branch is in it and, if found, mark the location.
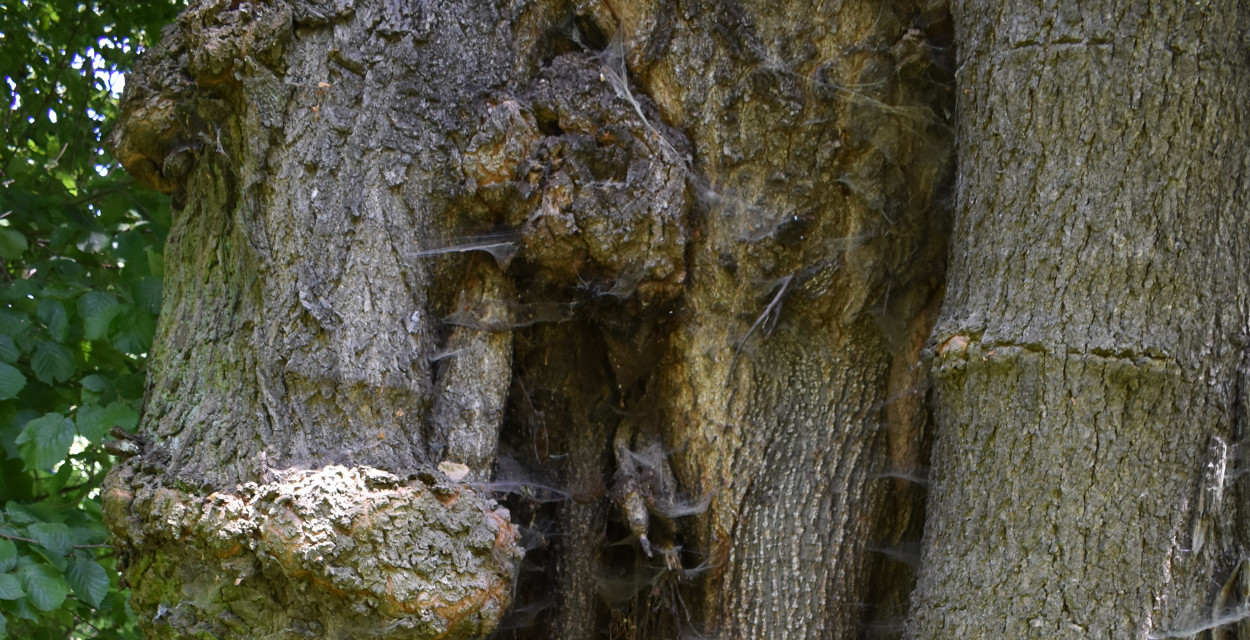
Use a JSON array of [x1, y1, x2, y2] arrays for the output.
[[0, 532, 112, 551], [0, 0, 183, 637]]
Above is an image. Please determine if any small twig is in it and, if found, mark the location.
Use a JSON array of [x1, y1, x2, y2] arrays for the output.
[[0, 531, 39, 545], [0, 531, 114, 550], [63, 179, 136, 206], [728, 274, 794, 380], [70, 611, 103, 637]]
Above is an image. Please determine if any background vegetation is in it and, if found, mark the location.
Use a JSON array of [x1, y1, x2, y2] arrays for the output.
[[0, 0, 179, 636]]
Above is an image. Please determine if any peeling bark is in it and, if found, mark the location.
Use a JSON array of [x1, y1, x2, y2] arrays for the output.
[[104, 464, 521, 639]]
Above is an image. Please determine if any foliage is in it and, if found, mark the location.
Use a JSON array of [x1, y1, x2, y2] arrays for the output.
[[0, 0, 180, 636]]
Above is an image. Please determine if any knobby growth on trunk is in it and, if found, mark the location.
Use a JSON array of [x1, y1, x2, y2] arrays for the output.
[[103, 0, 957, 638]]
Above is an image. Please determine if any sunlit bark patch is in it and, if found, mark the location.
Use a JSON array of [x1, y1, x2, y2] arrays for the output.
[[104, 463, 522, 640]]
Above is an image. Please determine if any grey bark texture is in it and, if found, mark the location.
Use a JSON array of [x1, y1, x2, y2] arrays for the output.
[[105, 0, 956, 638], [908, 1, 1250, 639]]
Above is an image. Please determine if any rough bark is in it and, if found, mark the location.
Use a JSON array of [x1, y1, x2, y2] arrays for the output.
[[634, 3, 953, 637], [104, 0, 955, 638], [908, 1, 1250, 638]]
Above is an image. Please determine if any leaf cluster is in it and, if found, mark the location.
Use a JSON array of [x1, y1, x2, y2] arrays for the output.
[[0, 0, 181, 637]]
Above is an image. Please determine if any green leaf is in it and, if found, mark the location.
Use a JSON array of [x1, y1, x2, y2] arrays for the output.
[[74, 404, 109, 443], [66, 524, 105, 548], [4, 502, 61, 525], [9, 592, 36, 620], [146, 247, 164, 277], [106, 401, 138, 432], [18, 564, 68, 611], [27, 523, 72, 557], [1, 0, 182, 632], [0, 230, 28, 260], [29, 342, 73, 385], [79, 375, 109, 393], [109, 308, 155, 355], [76, 292, 121, 341], [28, 556, 64, 582], [0, 337, 18, 364], [1, 407, 28, 455], [74, 402, 136, 443], [0, 540, 15, 572], [0, 365, 25, 401], [134, 277, 164, 315], [0, 281, 38, 304], [66, 554, 107, 607], [15, 413, 74, 471], [51, 459, 74, 487], [0, 312, 30, 337], [35, 301, 67, 343], [0, 573, 22, 600]]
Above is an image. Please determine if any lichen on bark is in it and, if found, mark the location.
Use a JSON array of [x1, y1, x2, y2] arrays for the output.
[[105, 0, 695, 636], [106, 0, 958, 637], [105, 463, 521, 639], [909, 0, 1250, 637]]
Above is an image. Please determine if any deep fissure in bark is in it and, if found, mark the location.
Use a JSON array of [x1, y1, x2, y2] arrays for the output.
[[105, 0, 957, 638]]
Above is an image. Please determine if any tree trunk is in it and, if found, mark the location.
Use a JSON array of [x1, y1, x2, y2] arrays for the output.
[[908, 1, 1250, 639], [103, 0, 955, 638]]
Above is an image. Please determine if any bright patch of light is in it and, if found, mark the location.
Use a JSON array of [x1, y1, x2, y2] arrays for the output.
[[47, 108, 57, 123], [69, 434, 90, 456], [103, 70, 125, 96], [79, 231, 109, 252], [86, 42, 126, 97], [96, 36, 133, 54], [85, 47, 103, 69], [60, 436, 105, 487]]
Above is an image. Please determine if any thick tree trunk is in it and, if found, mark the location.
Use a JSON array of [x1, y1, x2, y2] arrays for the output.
[[909, 1, 1250, 638], [614, 3, 954, 638], [104, 0, 953, 638]]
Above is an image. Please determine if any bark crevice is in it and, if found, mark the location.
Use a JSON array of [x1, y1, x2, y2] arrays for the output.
[[105, 1, 959, 638]]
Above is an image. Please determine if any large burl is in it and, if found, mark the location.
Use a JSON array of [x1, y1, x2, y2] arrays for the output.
[[455, 51, 690, 305], [102, 1, 526, 638], [104, 0, 690, 637], [103, 464, 522, 640]]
